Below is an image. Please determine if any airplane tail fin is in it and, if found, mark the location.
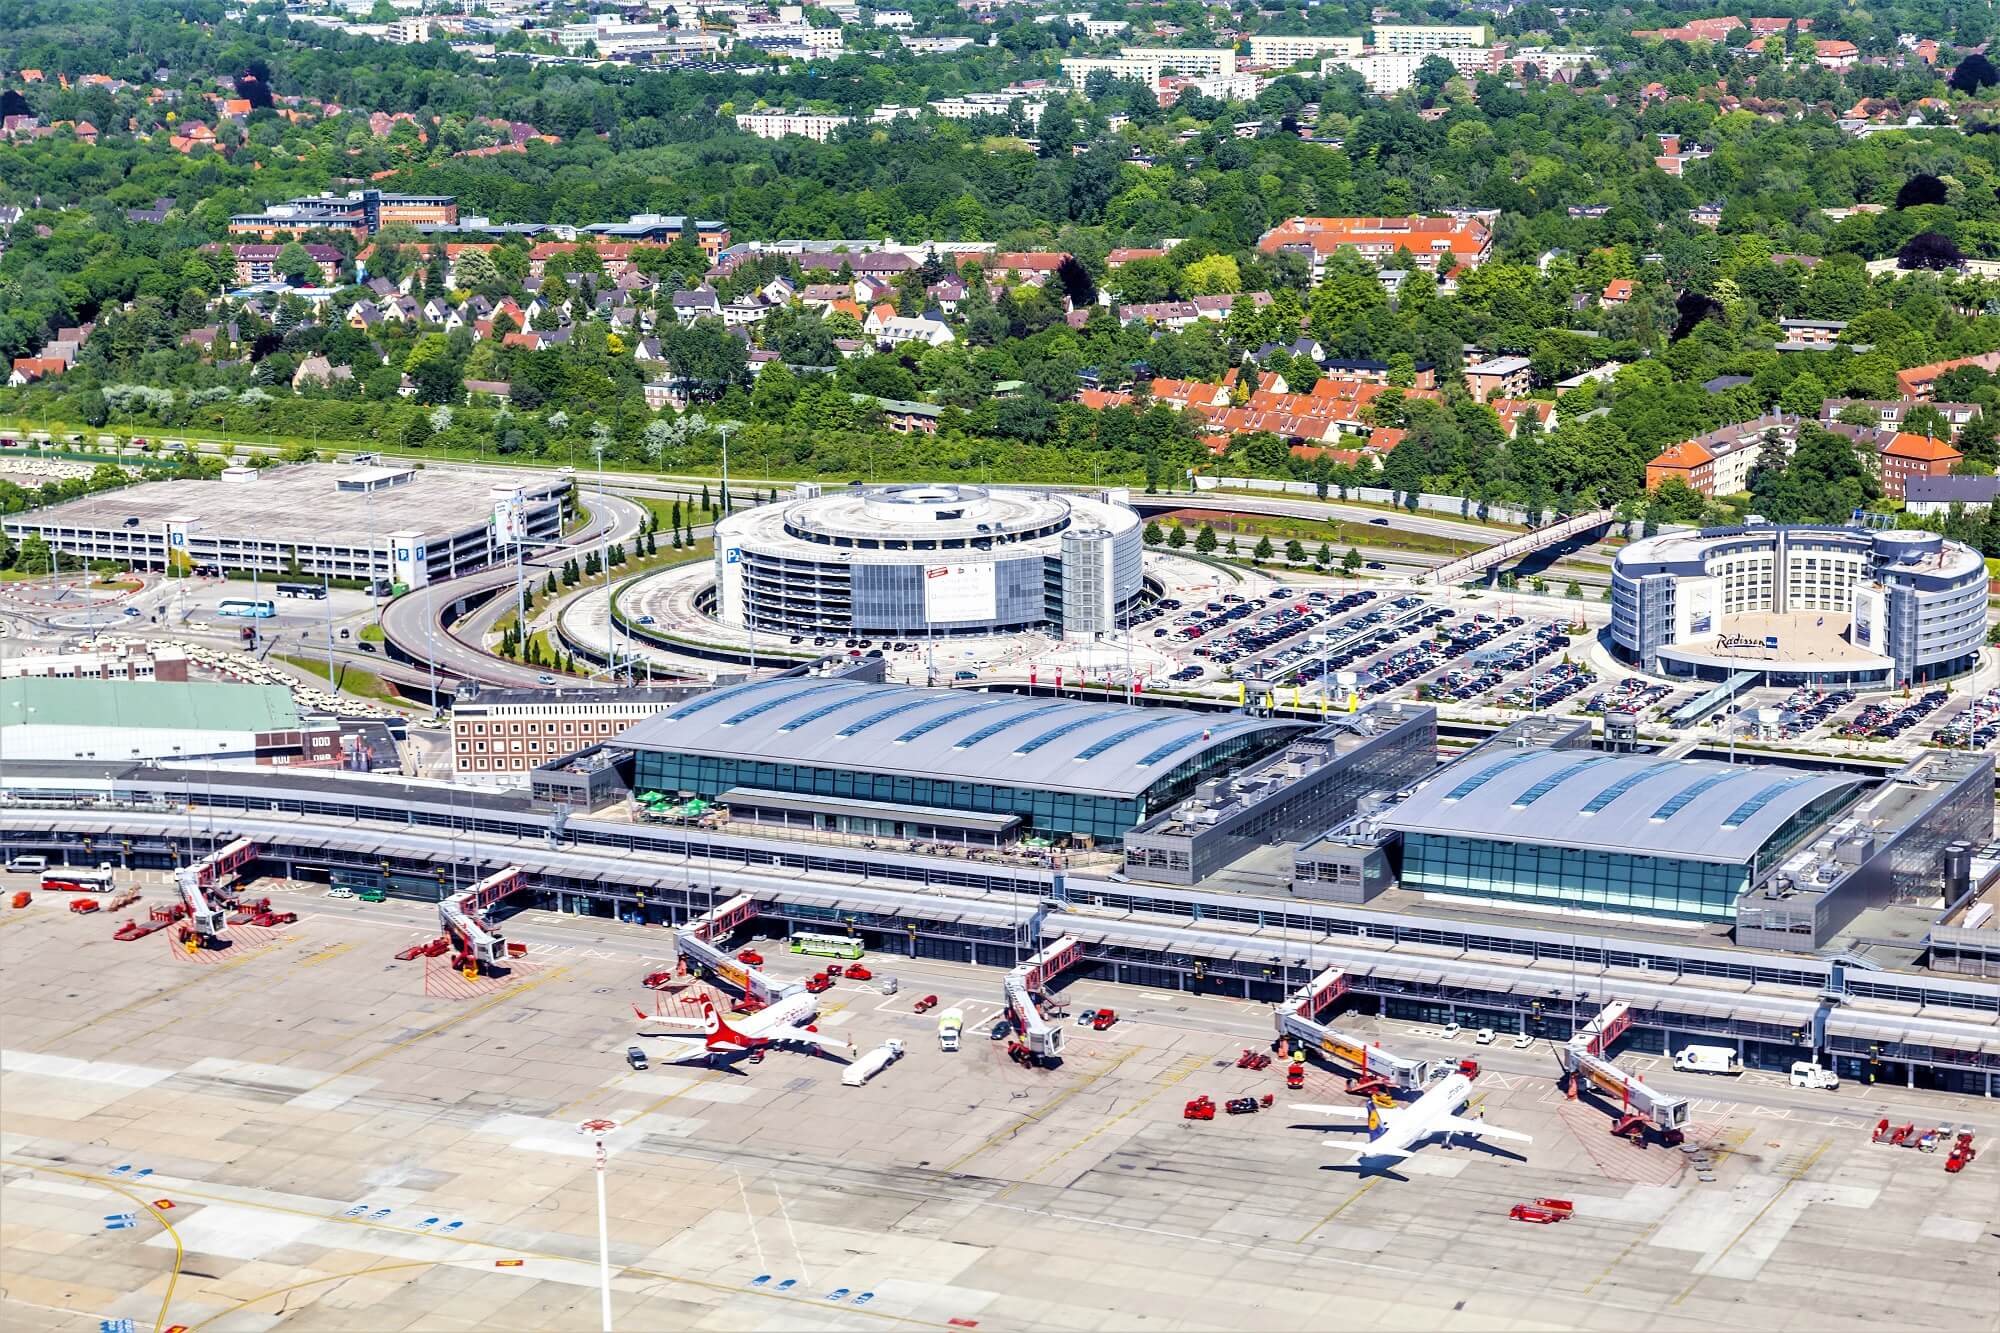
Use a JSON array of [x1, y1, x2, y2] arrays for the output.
[[1367, 1103, 1384, 1141], [699, 994, 751, 1048]]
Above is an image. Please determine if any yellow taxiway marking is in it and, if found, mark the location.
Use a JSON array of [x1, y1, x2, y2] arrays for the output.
[[14, 1162, 185, 1333], [1296, 1178, 1378, 1244], [941, 1046, 1136, 1176], [310, 963, 571, 1088], [1020, 1052, 1206, 1186], [1670, 1137, 1830, 1307]]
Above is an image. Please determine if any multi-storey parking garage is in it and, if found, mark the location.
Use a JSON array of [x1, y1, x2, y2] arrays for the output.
[[1610, 523, 1987, 688], [711, 483, 1144, 638], [2, 462, 571, 589], [7, 758, 1997, 1097]]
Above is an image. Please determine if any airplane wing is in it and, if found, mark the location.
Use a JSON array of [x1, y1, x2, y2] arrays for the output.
[[770, 1031, 854, 1058], [1291, 1103, 1374, 1120], [633, 1006, 707, 1034], [1439, 1114, 1532, 1145], [1328, 1142, 1412, 1160]]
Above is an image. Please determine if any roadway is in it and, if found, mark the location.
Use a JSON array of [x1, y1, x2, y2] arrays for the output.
[[375, 492, 650, 690]]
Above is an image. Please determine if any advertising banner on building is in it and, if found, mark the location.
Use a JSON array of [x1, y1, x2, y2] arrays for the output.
[[923, 563, 997, 623]]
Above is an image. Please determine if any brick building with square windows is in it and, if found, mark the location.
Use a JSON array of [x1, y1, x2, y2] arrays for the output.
[[449, 682, 693, 779]]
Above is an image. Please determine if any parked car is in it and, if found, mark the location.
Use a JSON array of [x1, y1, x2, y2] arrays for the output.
[[1075, 1009, 1098, 1026], [1475, 1028, 1496, 1045], [1092, 1009, 1117, 1031], [1512, 1032, 1534, 1050], [913, 994, 939, 1013], [1440, 1022, 1462, 1040], [843, 963, 872, 981], [735, 949, 764, 967]]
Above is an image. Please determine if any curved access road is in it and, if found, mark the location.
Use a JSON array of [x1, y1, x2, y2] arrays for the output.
[[376, 493, 649, 689]]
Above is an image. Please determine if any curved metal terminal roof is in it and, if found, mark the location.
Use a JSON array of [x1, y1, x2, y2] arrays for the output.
[[618, 678, 1308, 798], [1384, 747, 1868, 864]]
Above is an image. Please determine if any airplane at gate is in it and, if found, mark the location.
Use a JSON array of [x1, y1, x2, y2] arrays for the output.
[[633, 991, 853, 1064], [1294, 1071, 1531, 1165]]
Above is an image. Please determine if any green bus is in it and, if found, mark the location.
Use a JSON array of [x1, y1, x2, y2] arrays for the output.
[[789, 932, 863, 960]]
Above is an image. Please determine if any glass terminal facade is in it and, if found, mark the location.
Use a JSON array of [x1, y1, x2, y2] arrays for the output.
[[631, 727, 1285, 846]]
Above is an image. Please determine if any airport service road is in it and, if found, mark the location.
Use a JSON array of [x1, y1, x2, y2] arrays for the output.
[[5, 877, 1994, 1333]]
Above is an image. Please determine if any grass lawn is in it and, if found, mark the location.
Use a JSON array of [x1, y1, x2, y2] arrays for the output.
[[275, 653, 406, 706], [1154, 509, 1478, 557], [358, 623, 385, 643]]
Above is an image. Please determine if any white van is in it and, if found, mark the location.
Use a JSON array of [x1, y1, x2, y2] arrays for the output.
[[5, 856, 47, 873], [1789, 1061, 1838, 1091]]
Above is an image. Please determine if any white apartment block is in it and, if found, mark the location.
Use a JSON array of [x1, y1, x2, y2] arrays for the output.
[[902, 35, 975, 52], [1061, 54, 1162, 90], [1082, 19, 1129, 38], [1123, 46, 1236, 76], [871, 8, 916, 28], [737, 20, 846, 53], [1246, 34, 1364, 66], [1322, 46, 1492, 95], [734, 109, 854, 142], [385, 16, 432, 43], [1372, 22, 1486, 52], [928, 90, 1053, 120]]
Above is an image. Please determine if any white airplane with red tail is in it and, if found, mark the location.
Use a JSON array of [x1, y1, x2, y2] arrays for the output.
[[632, 991, 853, 1064]]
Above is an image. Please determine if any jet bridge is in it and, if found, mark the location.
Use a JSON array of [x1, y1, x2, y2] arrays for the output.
[[1272, 967, 1430, 1093], [174, 837, 259, 940], [1004, 935, 1077, 1062], [674, 893, 791, 1004], [439, 867, 519, 969], [1555, 1001, 1691, 1143]]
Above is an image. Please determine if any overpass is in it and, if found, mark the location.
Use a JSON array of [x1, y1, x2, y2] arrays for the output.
[[1417, 509, 1617, 586]]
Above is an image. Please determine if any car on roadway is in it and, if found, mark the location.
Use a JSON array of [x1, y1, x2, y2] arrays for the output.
[[1365, 561, 1386, 570], [843, 963, 872, 981], [1512, 1033, 1534, 1050], [1369, 517, 1391, 525], [638, 615, 656, 625], [626, 1046, 649, 1070], [805, 973, 832, 993], [536, 673, 554, 684], [735, 949, 764, 967], [123, 606, 141, 616]]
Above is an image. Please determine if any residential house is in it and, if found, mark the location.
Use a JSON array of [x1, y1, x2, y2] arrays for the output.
[[1462, 356, 1532, 404], [464, 379, 513, 403], [291, 354, 352, 389], [1878, 431, 1961, 499], [1775, 318, 1846, 351], [1257, 216, 1492, 281], [1601, 278, 1633, 306], [1897, 351, 2000, 401], [8, 357, 66, 385], [1820, 399, 1980, 434], [1904, 474, 2000, 516], [1118, 301, 1202, 331], [671, 287, 722, 325], [1645, 412, 1801, 497]]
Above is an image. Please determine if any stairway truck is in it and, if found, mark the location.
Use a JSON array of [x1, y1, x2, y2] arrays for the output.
[[841, 1039, 905, 1088], [1672, 1044, 1743, 1076]]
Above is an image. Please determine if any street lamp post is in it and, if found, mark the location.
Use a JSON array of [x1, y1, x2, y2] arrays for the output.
[[578, 1117, 619, 1333]]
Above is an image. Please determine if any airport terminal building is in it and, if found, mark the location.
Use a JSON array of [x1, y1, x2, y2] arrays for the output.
[[3, 463, 571, 589], [1609, 524, 1987, 689], [616, 675, 1308, 846], [711, 484, 1144, 639]]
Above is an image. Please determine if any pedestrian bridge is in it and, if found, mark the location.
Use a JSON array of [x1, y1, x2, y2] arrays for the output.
[[1417, 509, 1616, 586]]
